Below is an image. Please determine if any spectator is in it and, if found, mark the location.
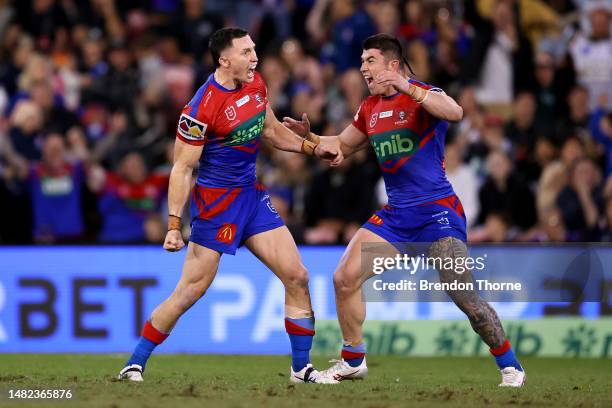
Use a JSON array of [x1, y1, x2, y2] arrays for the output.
[[602, 177, 612, 241], [477, 149, 536, 230], [461, 0, 535, 114], [260, 55, 292, 119], [556, 158, 604, 240], [86, 41, 139, 113], [568, 1, 612, 111], [93, 152, 168, 243], [307, 0, 377, 74], [0, 1, 607, 244], [474, 0, 560, 49], [504, 92, 537, 159], [8, 100, 45, 161], [172, 0, 224, 59], [445, 140, 480, 227], [557, 85, 591, 141], [15, 134, 86, 243], [517, 161, 569, 242], [533, 51, 570, 132], [589, 95, 612, 176], [304, 151, 377, 244], [560, 136, 586, 168], [469, 212, 512, 242]]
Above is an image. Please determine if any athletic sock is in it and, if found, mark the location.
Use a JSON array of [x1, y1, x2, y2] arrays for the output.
[[341, 341, 366, 367], [284, 316, 315, 372], [125, 320, 169, 371], [490, 339, 523, 371]]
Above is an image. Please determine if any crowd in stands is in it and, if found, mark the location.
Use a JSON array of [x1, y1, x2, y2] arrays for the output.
[[0, 0, 610, 244]]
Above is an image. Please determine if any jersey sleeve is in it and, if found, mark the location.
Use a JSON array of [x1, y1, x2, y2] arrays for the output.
[[175, 86, 212, 146], [352, 100, 368, 134]]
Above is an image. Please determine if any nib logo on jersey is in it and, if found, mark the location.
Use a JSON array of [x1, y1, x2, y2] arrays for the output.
[[370, 129, 420, 163]]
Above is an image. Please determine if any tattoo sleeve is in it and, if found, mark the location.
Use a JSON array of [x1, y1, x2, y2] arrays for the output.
[[428, 237, 506, 348]]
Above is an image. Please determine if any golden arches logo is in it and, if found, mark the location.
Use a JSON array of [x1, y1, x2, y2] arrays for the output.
[[368, 214, 384, 226], [215, 223, 237, 244]]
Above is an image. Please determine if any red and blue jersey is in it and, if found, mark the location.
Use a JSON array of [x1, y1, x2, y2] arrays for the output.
[[352, 79, 455, 208], [29, 162, 84, 239], [98, 172, 168, 242], [176, 71, 268, 187]]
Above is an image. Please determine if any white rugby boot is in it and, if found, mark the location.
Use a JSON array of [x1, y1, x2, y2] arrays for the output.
[[319, 358, 368, 382], [290, 363, 339, 384], [117, 364, 144, 382], [498, 367, 526, 387]]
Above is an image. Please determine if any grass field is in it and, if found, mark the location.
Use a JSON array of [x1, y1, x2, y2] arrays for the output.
[[0, 355, 610, 407]]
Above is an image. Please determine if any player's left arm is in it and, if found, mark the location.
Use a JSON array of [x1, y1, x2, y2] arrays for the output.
[[262, 104, 339, 160], [376, 70, 463, 122]]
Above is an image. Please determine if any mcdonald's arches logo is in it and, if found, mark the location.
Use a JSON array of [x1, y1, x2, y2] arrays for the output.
[[368, 214, 384, 226], [215, 223, 237, 244]]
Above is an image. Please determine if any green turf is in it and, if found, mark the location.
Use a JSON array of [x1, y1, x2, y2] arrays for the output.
[[0, 354, 610, 407]]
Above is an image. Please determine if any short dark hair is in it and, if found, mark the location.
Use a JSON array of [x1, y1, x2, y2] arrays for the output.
[[209, 27, 249, 68], [362, 34, 414, 75]]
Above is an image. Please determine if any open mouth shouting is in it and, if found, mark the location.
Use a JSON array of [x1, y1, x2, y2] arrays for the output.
[[247, 64, 257, 80]]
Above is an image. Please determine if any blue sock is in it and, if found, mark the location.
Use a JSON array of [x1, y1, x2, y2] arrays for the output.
[[491, 340, 522, 371], [126, 337, 157, 371], [285, 316, 315, 372], [342, 342, 366, 367], [125, 321, 168, 371]]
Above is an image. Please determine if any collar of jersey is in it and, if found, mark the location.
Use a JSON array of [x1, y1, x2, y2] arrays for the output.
[[209, 73, 241, 93], [382, 91, 400, 100]]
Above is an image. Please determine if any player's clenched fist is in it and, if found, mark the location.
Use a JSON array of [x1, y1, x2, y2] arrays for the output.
[[315, 142, 344, 166], [163, 229, 185, 252]]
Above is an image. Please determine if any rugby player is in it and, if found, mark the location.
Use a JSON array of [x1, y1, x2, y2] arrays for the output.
[[118, 27, 339, 384], [283, 34, 525, 387]]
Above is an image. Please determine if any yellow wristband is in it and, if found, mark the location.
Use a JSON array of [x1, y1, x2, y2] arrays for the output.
[[408, 83, 428, 104]]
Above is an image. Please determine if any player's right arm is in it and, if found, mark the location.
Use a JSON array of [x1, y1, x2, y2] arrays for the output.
[[164, 138, 202, 252], [283, 106, 370, 166], [321, 125, 369, 166]]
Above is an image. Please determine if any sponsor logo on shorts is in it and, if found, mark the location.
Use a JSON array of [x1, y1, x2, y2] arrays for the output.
[[215, 223, 237, 244], [368, 214, 384, 225]]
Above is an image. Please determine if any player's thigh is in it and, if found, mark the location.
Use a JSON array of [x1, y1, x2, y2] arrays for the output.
[[334, 228, 392, 290], [244, 225, 307, 284], [172, 241, 222, 299]]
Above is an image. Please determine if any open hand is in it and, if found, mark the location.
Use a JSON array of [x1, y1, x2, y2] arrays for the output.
[[282, 113, 311, 139], [375, 70, 409, 93]]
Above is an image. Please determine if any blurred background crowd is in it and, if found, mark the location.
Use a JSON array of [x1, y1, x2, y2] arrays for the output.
[[0, 0, 610, 245]]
